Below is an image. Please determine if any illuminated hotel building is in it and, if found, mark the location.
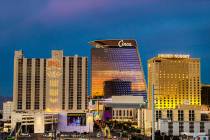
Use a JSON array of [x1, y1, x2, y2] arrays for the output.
[[148, 54, 201, 109], [13, 50, 88, 112], [90, 39, 146, 98]]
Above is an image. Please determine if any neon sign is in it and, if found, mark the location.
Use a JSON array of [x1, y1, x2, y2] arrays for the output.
[[47, 60, 61, 68]]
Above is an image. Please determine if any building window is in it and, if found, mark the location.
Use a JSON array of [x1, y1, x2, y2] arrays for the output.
[[62, 57, 66, 110], [178, 110, 184, 121], [34, 59, 40, 110], [201, 114, 209, 121], [130, 110, 132, 116], [179, 122, 184, 133], [85, 59, 88, 110], [189, 110, 195, 121], [26, 59, 32, 110], [168, 122, 173, 135], [200, 122, 205, 133], [68, 57, 74, 110], [119, 110, 122, 116], [17, 59, 23, 110], [167, 110, 173, 120], [77, 57, 82, 110], [156, 110, 162, 121], [189, 122, 194, 133], [43, 59, 46, 110]]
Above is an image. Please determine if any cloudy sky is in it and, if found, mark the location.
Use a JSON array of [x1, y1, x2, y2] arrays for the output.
[[0, 0, 210, 96]]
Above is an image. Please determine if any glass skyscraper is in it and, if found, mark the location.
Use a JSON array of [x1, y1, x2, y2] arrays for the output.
[[90, 39, 146, 98]]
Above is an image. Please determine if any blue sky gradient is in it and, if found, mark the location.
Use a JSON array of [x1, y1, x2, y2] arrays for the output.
[[0, 0, 210, 96]]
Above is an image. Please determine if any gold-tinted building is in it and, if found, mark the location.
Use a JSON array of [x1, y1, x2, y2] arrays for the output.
[[148, 54, 201, 109]]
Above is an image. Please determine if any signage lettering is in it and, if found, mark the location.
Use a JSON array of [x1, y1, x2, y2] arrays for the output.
[[118, 40, 132, 47], [47, 60, 61, 68]]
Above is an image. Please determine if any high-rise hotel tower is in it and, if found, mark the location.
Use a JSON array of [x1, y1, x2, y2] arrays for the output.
[[148, 54, 201, 109], [90, 39, 147, 98], [13, 50, 88, 112]]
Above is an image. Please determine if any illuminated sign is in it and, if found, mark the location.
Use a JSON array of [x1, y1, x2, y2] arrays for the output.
[[47, 60, 61, 68], [158, 54, 190, 59], [53, 51, 60, 57], [67, 113, 86, 117], [46, 58, 62, 112], [67, 113, 86, 126], [118, 40, 132, 47]]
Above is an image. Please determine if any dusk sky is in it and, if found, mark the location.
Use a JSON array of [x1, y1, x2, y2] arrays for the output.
[[0, 0, 210, 97]]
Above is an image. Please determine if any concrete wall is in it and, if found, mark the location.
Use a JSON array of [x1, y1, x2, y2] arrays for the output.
[[112, 96, 144, 104]]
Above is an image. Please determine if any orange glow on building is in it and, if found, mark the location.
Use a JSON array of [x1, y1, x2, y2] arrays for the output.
[[148, 54, 201, 109], [90, 40, 147, 98]]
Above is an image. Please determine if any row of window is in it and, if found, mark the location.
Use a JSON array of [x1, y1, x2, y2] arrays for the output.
[[155, 110, 195, 121], [168, 122, 205, 134], [113, 110, 133, 117]]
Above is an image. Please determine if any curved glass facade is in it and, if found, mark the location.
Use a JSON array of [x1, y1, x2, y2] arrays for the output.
[[90, 40, 146, 98]]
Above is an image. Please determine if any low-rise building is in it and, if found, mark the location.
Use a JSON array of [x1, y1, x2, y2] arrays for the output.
[[159, 119, 210, 137], [109, 96, 145, 123], [139, 105, 210, 136], [10, 111, 93, 134], [3, 101, 13, 121], [90, 96, 146, 126]]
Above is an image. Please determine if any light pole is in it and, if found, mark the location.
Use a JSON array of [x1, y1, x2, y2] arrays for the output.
[[152, 60, 161, 140], [152, 84, 155, 140], [161, 132, 166, 140]]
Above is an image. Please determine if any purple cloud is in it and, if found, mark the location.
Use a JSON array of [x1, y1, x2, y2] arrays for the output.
[[36, 0, 110, 23]]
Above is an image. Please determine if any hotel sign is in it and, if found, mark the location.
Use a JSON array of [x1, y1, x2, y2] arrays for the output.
[[158, 54, 190, 59], [90, 40, 137, 48], [47, 60, 61, 68], [118, 40, 132, 47], [46, 58, 62, 112]]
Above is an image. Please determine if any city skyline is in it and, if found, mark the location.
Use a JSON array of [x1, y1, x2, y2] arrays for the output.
[[1, 0, 210, 96]]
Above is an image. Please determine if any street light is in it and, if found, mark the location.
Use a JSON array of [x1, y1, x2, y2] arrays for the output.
[[152, 84, 155, 140]]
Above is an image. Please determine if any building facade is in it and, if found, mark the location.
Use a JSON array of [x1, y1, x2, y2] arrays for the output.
[[159, 119, 210, 137], [139, 105, 210, 136], [90, 39, 146, 98], [13, 50, 88, 112], [3, 101, 13, 121], [10, 112, 93, 134], [201, 84, 210, 106], [148, 54, 201, 109]]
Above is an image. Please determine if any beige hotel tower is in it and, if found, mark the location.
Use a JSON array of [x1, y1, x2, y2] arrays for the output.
[[148, 54, 201, 109], [13, 50, 88, 113]]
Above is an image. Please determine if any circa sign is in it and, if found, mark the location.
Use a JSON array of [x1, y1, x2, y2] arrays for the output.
[[118, 40, 132, 47]]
